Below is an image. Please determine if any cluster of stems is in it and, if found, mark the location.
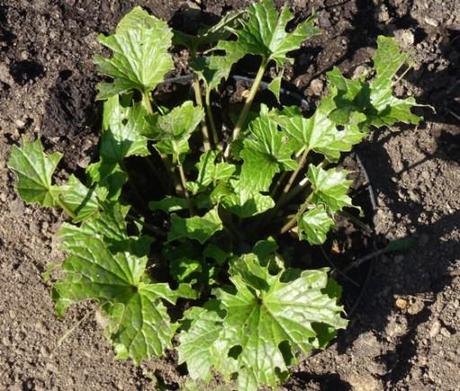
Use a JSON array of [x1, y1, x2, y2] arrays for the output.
[[142, 57, 313, 233]]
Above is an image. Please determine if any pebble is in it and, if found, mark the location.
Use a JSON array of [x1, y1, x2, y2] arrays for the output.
[[407, 299, 424, 315], [429, 319, 441, 338], [424, 17, 439, 27], [440, 327, 451, 338], [309, 79, 324, 96]]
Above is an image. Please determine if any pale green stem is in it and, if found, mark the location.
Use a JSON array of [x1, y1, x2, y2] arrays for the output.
[[224, 58, 268, 158], [205, 87, 220, 148], [177, 163, 194, 215], [192, 78, 211, 151], [280, 194, 313, 234], [142, 91, 153, 113], [281, 148, 310, 196]]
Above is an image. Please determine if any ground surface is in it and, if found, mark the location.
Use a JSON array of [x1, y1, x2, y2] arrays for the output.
[[0, 0, 459, 390]]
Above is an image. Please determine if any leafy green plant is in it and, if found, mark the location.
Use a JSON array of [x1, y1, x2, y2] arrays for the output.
[[8, 1, 420, 389]]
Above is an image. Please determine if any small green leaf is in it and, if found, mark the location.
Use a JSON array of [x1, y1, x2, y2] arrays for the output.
[[149, 196, 189, 212], [188, 151, 236, 194], [144, 101, 204, 162], [235, 115, 297, 197], [94, 6, 174, 99], [86, 161, 128, 201], [8, 139, 62, 207], [164, 241, 203, 282], [267, 73, 282, 102], [298, 204, 335, 245], [173, 10, 243, 51], [222, 192, 275, 218], [307, 165, 353, 213], [100, 96, 151, 162], [58, 175, 100, 222], [168, 208, 223, 244]]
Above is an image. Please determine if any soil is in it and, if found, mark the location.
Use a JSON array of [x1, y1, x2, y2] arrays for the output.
[[0, 0, 459, 390]]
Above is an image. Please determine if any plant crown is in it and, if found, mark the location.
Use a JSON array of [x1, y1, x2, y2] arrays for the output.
[[8, 1, 420, 389]]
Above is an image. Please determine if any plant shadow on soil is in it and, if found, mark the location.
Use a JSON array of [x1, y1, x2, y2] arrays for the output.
[[28, 1, 459, 389]]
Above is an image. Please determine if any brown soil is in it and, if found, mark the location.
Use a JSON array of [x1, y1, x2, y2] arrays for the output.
[[1, 0, 459, 390]]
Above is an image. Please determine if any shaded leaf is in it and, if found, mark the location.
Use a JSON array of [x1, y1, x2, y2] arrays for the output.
[[168, 208, 223, 244]]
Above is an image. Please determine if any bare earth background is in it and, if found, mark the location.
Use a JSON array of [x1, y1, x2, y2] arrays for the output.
[[0, 0, 459, 390]]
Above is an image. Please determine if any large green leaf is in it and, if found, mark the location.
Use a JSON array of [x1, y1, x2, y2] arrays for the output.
[[143, 101, 204, 162], [8, 139, 62, 207], [235, 115, 297, 197], [229, 0, 318, 66], [95, 7, 174, 100], [53, 224, 195, 363], [307, 165, 353, 213], [298, 204, 335, 245], [274, 96, 367, 161], [178, 254, 346, 390], [167, 208, 223, 244]]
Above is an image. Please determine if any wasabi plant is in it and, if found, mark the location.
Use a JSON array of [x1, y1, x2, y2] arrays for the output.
[[8, 0, 420, 389]]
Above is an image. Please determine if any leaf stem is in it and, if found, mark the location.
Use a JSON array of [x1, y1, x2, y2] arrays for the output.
[[283, 149, 309, 195], [205, 87, 220, 149], [224, 58, 268, 158], [280, 194, 312, 234], [192, 78, 211, 151], [142, 91, 153, 113], [177, 163, 194, 215]]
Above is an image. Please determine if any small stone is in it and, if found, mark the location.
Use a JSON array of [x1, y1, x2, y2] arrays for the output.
[[429, 319, 441, 338], [424, 17, 439, 27], [440, 327, 451, 338], [395, 297, 408, 310], [15, 118, 26, 128], [407, 299, 424, 315], [309, 79, 324, 96]]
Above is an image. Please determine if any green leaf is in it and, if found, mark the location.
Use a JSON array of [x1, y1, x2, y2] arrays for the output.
[[267, 73, 282, 102], [274, 96, 367, 161], [307, 165, 353, 213], [178, 304, 229, 382], [149, 196, 189, 212], [8, 139, 62, 207], [58, 175, 101, 222], [178, 255, 347, 390], [230, 0, 318, 66], [94, 6, 174, 100], [86, 161, 128, 201], [222, 192, 275, 218], [164, 241, 203, 282], [144, 101, 204, 162], [100, 96, 151, 162], [325, 36, 420, 129], [298, 204, 335, 245], [168, 208, 223, 244], [188, 151, 236, 194], [53, 224, 195, 363], [173, 10, 243, 51], [370, 36, 421, 126], [235, 115, 296, 197]]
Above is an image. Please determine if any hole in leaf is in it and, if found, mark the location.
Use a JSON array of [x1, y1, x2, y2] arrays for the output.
[[122, 118, 128, 126], [278, 340, 294, 365], [228, 345, 242, 359]]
